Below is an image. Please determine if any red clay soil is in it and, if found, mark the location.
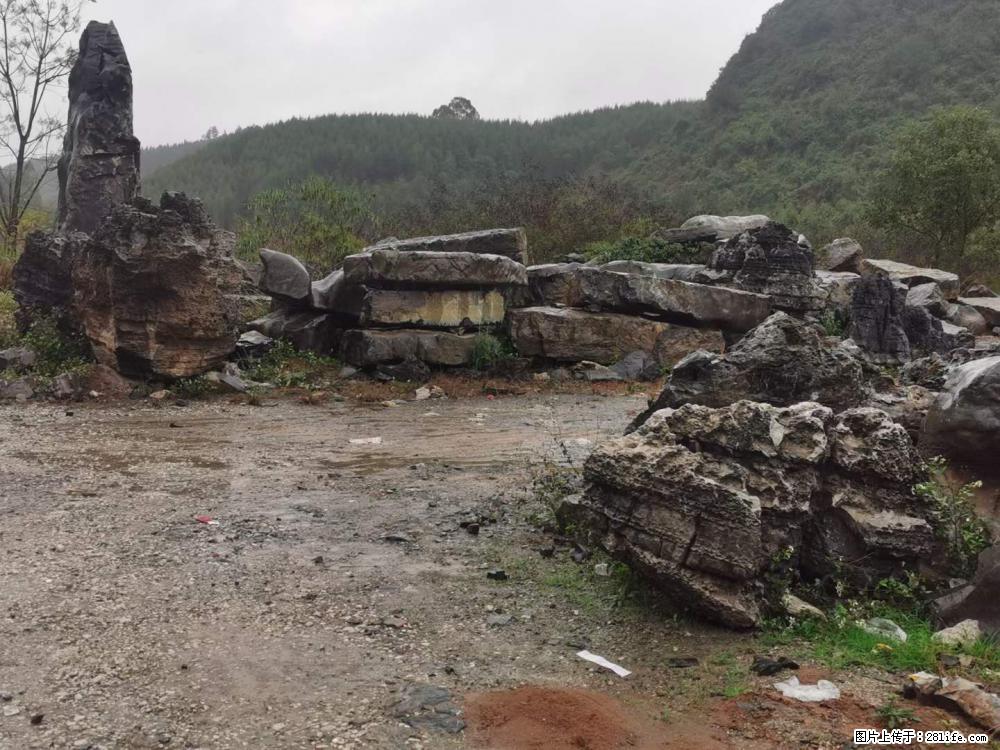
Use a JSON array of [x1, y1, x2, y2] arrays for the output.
[[463, 686, 685, 750]]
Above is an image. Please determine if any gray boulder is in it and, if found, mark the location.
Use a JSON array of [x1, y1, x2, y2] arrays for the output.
[[601, 261, 729, 285], [0, 347, 37, 372], [582, 401, 934, 628], [679, 214, 771, 241], [961, 298, 1000, 329], [343, 249, 527, 289], [709, 221, 823, 313], [922, 356, 1000, 475], [309, 269, 366, 317], [12, 231, 87, 331], [58, 22, 140, 235], [339, 329, 479, 367], [817, 238, 864, 274], [907, 283, 951, 318], [358, 228, 528, 264], [634, 312, 869, 427], [904, 306, 975, 356], [526, 263, 583, 307], [936, 546, 1000, 635], [965, 285, 997, 299], [247, 310, 343, 355], [945, 304, 989, 336], [259, 248, 311, 304], [610, 351, 662, 381], [0, 377, 34, 401], [862, 259, 960, 301]]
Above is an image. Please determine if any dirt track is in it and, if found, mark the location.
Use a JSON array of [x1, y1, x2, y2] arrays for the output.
[[2, 390, 977, 750]]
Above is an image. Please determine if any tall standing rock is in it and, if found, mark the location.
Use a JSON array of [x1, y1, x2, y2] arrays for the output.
[[57, 21, 140, 234]]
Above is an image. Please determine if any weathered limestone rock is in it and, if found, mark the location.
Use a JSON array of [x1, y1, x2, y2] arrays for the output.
[[57, 22, 140, 235], [634, 312, 868, 426], [709, 222, 823, 313], [922, 356, 1000, 475], [507, 307, 724, 367], [907, 283, 951, 318], [72, 193, 243, 378], [309, 269, 366, 317], [0, 347, 36, 371], [340, 329, 479, 367], [815, 271, 860, 315], [961, 298, 1000, 329], [359, 229, 528, 264], [850, 275, 911, 363], [679, 214, 771, 241], [601, 261, 729, 285], [582, 401, 933, 628], [575, 268, 772, 332], [343, 249, 527, 289], [259, 248, 311, 304], [945, 303, 989, 336], [862, 259, 960, 301], [904, 306, 975, 356], [247, 310, 343, 354], [526, 264, 583, 307], [360, 288, 505, 329], [12, 232, 87, 330], [817, 238, 864, 274]]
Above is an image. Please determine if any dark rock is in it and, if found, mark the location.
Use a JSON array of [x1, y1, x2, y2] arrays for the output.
[[901, 354, 949, 390], [309, 269, 366, 317], [12, 231, 87, 331], [391, 683, 465, 734], [936, 546, 1000, 635], [57, 22, 140, 234], [751, 656, 799, 676], [850, 275, 911, 363], [526, 263, 584, 307], [922, 356, 1000, 476], [72, 194, 244, 378], [862, 259, 960, 301], [610, 351, 662, 381], [0, 347, 37, 372], [487, 569, 509, 581], [339, 329, 478, 367], [946, 304, 989, 336], [234, 331, 275, 360], [247, 310, 342, 355], [374, 357, 431, 383], [507, 306, 723, 367], [666, 657, 700, 668], [584, 401, 934, 628], [709, 222, 823, 313], [958, 298, 1000, 330], [259, 248, 311, 304], [0, 377, 33, 401], [817, 238, 864, 274], [634, 312, 868, 428], [966, 285, 997, 298], [343, 249, 527, 289], [904, 306, 975, 356]]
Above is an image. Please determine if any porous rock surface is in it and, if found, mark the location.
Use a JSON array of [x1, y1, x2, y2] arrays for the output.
[[582, 401, 935, 627]]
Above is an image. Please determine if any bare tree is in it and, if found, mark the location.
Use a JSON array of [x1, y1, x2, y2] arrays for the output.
[[0, 0, 90, 250]]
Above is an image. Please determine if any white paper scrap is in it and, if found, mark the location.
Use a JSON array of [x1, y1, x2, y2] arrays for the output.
[[576, 650, 631, 678], [349, 437, 383, 446]]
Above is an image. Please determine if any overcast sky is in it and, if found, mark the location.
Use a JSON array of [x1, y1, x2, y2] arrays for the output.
[[73, 0, 778, 147]]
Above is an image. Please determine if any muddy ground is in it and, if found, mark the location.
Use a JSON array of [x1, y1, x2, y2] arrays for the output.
[[0, 385, 985, 749]]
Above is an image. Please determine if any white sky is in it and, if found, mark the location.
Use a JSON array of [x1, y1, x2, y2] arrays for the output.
[[72, 0, 779, 147]]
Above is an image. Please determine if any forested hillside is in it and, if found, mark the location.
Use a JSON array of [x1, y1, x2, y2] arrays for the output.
[[144, 0, 1000, 252]]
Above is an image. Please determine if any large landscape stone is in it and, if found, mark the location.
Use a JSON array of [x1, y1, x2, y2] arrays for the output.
[[851, 275, 911, 363], [583, 401, 934, 628], [634, 312, 868, 427], [358, 229, 528, 264], [575, 268, 772, 332], [709, 222, 823, 313], [922, 356, 1000, 475], [862, 259, 960, 301], [58, 22, 140, 235], [360, 288, 505, 329], [259, 248, 311, 303], [526, 264, 584, 307], [817, 238, 864, 274], [309, 269, 366, 318], [247, 310, 343, 355], [961, 298, 1000, 328], [343, 249, 527, 289], [904, 306, 975, 356], [72, 193, 243, 378], [507, 307, 723, 367], [601, 261, 729, 285], [340, 329, 479, 367]]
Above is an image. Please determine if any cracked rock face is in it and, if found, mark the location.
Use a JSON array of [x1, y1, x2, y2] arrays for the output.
[[72, 193, 243, 378], [57, 21, 141, 235], [582, 401, 935, 628]]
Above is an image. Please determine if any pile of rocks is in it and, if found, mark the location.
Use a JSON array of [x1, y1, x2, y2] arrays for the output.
[[248, 230, 530, 370]]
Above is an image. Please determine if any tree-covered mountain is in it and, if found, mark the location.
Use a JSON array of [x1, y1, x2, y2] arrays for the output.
[[143, 0, 1000, 253]]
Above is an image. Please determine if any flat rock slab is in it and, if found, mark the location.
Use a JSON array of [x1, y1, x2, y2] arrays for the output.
[[507, 307, 723, 367], [260, 248, 311, 302], [601, 261, 729, 285], [862, 259, 960, 300], [360, 289, 506, 329], [961, 298, 1000, 328], [361, 229, 528, 264], [343, 249, 527, 289], [576, 268, 771, 332], [340, 329, 479, 367]]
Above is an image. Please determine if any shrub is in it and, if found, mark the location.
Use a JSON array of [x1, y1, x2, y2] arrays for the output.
[[0, 291, 16, 347], [583, 236, 704, 265], [241, 339, 339, 388], [471, 332, 515, 371], [915, 457, 991, 577]]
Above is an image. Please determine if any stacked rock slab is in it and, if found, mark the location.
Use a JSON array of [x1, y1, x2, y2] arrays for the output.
[[508, 264, 771, 372], [337, 234, 529, 368], [581, 400, 935, 628]]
